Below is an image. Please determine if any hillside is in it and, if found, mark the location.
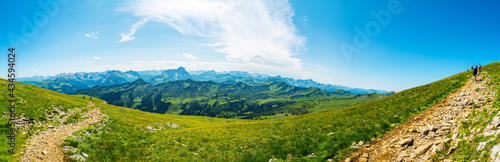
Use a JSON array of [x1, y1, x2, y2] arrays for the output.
[[346, 70, 496, 161], [2, 62, 488, 161], [0, 79, 92, 161], [73, 79, 355, 118]]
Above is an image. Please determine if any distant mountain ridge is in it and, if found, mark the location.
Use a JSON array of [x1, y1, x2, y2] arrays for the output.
[[19, 67, 392, 95], [74, 78, 354, 118]]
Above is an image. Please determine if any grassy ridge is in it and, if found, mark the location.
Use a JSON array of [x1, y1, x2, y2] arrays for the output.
[[1, 63, 473, 161], [448, 62, 500, 161], [68, 69, 468, 161], [0, 80, 90, 161]]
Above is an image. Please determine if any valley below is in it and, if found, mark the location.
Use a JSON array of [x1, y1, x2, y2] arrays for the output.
[[1, 62, 499, 161]]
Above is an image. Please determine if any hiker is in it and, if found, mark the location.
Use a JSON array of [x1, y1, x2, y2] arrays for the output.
[[479, 63, 482, 75], [90, 97, 92, 101], [472, 65, 478, 82]]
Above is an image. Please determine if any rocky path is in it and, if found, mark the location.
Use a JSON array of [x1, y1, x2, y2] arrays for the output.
[[346, 74, 496, 162], [20, 102, 105, 162]]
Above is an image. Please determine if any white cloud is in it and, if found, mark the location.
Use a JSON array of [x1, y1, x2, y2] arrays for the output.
[[317, 65, 327, 71], [182, 53, 198, 62], [302, 16, 308, 21], [119, 19, 148, 42], [93, 56, 101, 60], [121, 0, 306, 71], [85, 31, 99, 39]]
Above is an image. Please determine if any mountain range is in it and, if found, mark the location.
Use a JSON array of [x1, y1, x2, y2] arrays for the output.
[[19, 67, 393, 95], [74, 78, 355, 118]]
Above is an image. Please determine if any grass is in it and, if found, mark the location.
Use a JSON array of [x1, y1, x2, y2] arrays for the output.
[[67, 68, 467, 161], [2, 62, 485, 161], [0, 80, 91, 161], [445, 62, 500, 161]]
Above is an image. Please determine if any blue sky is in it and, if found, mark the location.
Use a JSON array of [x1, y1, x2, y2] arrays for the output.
[[1, 0, 499, 92]]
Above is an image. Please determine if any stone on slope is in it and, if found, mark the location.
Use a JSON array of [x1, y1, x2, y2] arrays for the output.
[[415, 142, 434, 156], [400, 138, 414, 146]]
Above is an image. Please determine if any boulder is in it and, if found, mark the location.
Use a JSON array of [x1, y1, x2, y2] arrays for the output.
[[419, 127, 430, 135], [400, 138, 414, 146], [415, 142, 434, 156]]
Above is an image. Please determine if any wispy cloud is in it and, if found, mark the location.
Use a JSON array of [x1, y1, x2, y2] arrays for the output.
[[119, 19, 148, 42], [182, 53, 198, 62], [121, 0, 306, 71], [85, 31, 99, 39], [302, 16, 308, 21], [317, 65, 327, 71], [93, 56, 101, 60]]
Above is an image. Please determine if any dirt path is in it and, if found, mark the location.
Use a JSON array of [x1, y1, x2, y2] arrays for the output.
[[346, 74, 495, 162], [20, 102, 105, 162]]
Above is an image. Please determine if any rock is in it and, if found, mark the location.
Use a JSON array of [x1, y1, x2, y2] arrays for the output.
[[435, 143, 445, 152], [48, 125, 53, 128], [451, 134, 458, 139], [430, 125, 439, 131], [42, 151, 47, 155], [396, 153, 408, 162], [361, 153, 369, 159], [351, 142, 358, 148], [400, 138, 414, 146], [476, 142, 488, 152], [415, 142, 434, 156], [436, 130, 446, 136], [358, 141, 364, 146], [419, 127, 430, 135], [359, 157, 368, 162], [491, 144, 500, 161], [269, 157, 278, 162], [82, 152, 88, 157], [447, 147, 456, 155], [428, 131, 435, 138], [63, 146, 70, 152], [146, 126, 156, 132], [444, 138, 452, 143], [307, 153, 316, 158], [440, 124, 452, 130], [344, 157, 351, 162]]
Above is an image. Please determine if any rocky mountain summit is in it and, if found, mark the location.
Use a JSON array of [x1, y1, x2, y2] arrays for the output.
[[345, 74, 497, 162]]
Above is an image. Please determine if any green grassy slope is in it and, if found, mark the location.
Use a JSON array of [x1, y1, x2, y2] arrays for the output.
[[74, 79, 354, 118], [0, 80, 91, 161], [2, 62, 482, 161], [447, 62, 500, 161], [68, 67, 469, 161]]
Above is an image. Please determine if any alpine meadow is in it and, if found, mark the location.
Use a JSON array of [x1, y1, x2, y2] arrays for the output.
[[1, 0, 499, 161]]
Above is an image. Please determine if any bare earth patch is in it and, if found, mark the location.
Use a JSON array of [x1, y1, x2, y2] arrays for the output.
[[20, 102, 105, 162]]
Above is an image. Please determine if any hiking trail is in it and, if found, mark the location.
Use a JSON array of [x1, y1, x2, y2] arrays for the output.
[[19, 102, 105, 162], [345, 73, 496, 162]]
